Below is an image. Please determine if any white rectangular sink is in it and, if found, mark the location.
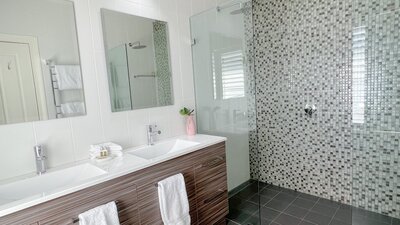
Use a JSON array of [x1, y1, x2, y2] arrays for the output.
[[128, 139, 200, 160], [0, 163, 106, 204]]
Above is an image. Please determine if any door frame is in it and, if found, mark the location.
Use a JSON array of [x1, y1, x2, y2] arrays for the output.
[[0, 33, 48, 120]]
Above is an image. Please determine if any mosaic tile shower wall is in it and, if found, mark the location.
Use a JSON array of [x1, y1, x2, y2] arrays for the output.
[[351, 0, 400, 217], [252, 0, 400, 218], [153, 21, 173, 106], [242, 1, 260, 180]]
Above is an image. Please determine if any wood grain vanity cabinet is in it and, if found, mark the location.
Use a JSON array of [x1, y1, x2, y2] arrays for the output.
[[0, 142, 227, 225]]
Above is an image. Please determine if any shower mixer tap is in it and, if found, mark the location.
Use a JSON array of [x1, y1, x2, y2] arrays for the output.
[[305, 104, 317, 117]]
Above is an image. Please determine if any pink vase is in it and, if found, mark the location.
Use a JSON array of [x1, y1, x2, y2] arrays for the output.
[[186, 115, 196, 136]]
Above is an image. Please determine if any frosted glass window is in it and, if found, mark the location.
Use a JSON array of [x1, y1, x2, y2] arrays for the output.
[[352, 26, 366, 124], [212, 50, 245, 100]]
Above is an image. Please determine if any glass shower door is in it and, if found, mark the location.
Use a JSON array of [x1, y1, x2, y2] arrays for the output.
[[106, 44, 132, 112], [190, 1, 260, 224]]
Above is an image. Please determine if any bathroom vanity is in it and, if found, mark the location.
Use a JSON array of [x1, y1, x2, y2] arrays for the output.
[[0, 135, 227, 225]]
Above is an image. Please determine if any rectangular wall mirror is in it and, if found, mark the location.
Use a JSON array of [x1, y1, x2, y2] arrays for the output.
[[0, 0, 86, 125], [101, 9, 174, 112]]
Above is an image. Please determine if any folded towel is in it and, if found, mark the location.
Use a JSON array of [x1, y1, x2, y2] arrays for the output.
[[78, 201, 120, 225], [60, 102, 85, 115], [54, 65, 83, 90], [158, 173, 190, 225], [90, 142, 123, 159], [90, 142, 123, 152]]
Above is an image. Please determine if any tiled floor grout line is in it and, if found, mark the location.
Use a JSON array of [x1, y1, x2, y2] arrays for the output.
[[240, 184, 275, 224], [260, 187, 285, 224], [327, 204, 341, 225], [240, 184, 286, 224], [269, 189, 301, 225], [300, 196, 321, 225], [233, 182, 256, 196], [226, 218, 242, 225], [288, 195, 307, 225], [263, 187, 342, 225], [257, 186, 321, 225], [229, 183, 400, 225]]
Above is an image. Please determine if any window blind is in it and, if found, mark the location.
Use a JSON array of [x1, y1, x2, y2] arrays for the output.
[[220, 50, 245, 99]]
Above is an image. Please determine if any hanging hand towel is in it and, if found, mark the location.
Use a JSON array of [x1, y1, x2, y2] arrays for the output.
[[54, 65, 83, 90], [78, 201, 120, 225], [157, 173, 191, 225], [60, 102, 85, 115]]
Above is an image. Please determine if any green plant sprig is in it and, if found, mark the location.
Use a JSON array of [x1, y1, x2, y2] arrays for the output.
[[179, 107, 194, 116]]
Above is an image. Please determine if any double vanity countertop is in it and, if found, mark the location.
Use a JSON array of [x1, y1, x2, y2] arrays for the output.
[[0, 134, 226, 217]]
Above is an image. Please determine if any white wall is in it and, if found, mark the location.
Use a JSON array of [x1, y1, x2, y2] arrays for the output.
[[0, 0, 80, 64], [190, 0, 233, 15], [0, 0, 196, 181]]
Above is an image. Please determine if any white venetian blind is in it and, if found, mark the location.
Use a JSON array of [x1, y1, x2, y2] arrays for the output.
[[220, 50, 245, 99]]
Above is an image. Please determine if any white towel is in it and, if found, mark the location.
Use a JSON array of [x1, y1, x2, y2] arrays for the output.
[[158, 173, 190, 225], [54, 65, 83, 90], [60, 102, 85, 115], [78, 201, 120, 225]]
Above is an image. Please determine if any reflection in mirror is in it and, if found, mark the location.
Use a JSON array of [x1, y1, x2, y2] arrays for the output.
[[101, 9, 174, 112], [0, 0, 86, 125]]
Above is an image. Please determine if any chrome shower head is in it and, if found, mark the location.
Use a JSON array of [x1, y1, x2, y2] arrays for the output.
[[230, 8, 244, 15]]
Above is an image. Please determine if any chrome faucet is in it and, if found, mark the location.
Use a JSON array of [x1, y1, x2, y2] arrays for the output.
[[34, 145, 47, 175], [147, 125, 161, 145]]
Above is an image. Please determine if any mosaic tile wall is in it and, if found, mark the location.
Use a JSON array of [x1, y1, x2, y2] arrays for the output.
[[242, 1, 260, 180], [252, 0, 400, 218], [351, 0, 400, 216], [153, 21, 173, 106]]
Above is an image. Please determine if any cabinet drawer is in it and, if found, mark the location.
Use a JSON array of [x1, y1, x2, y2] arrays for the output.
[[194, 144, 228, 224], [194, 145, 226, 186], [197, 194, 228, 225], [137, 167, 197, 225], [195, 146, 227, 197], [196, 176, 227, 210], [38, 183, 138, 225]]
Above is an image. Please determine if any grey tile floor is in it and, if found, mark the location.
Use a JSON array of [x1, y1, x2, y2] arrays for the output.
[[226, 181, 400, 225]]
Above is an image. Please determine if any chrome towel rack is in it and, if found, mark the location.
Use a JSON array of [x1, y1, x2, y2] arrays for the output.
[[133, 74, 156, 78], [46, 60, 63, 118]]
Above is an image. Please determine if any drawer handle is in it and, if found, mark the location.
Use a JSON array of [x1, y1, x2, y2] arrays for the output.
[[201, 156, 224, 168], [204, 190, 226, 204]]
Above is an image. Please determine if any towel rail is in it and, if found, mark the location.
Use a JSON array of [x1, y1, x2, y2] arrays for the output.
[[133, 75, 156, 78], [46, 60, 63, 118], [71, 200, 120, 223]]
